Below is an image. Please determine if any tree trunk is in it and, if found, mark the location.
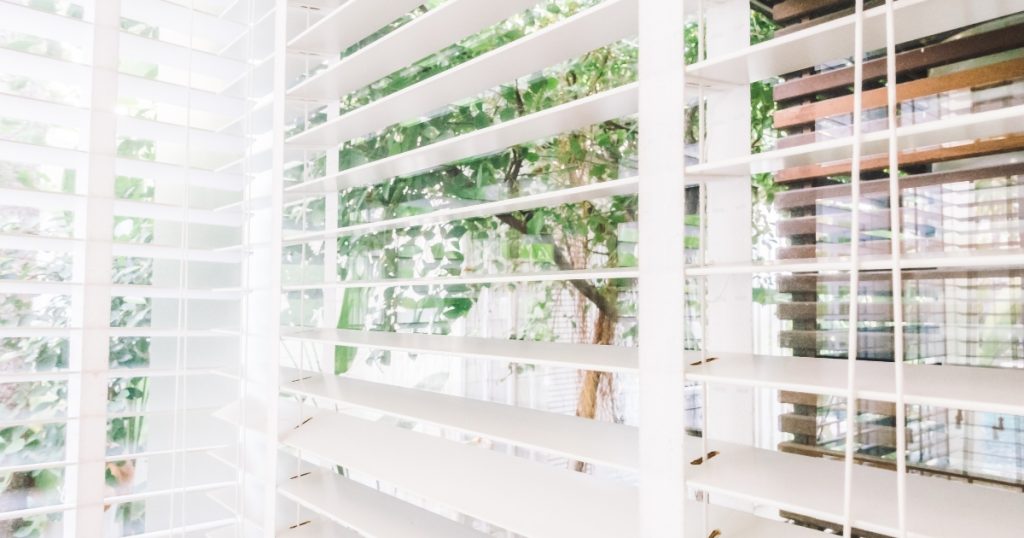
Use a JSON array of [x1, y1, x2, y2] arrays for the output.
[[573, 308, 617, 472]]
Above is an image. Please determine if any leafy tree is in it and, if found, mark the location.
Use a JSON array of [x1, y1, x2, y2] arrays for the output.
[[290, 2, 779, 472]]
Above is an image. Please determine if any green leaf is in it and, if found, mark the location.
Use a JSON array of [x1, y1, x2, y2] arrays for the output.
[[526, 213, 544, 235], [30, 468, 60, 490]]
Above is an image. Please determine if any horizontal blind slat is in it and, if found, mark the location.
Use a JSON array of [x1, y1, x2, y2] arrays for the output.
[[284, 176, 639, 243], [285, 83, 638, 195], [286, 0, 426, 55], [279, 471, 485, 538], [685, 0, 1024, 85], [286, 0, 638, 144], [281, 328, 638, 373], [281, 411, 638, 538], [688, 440, 1024, 538], [282, 267, 639, 290], [279, 369, 637, 469], [287, 0, 541, 100], [688, 354, 1024, 416]]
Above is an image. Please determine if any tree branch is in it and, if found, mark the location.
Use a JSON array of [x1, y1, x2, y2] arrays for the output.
[[497, 83, 619, 319]]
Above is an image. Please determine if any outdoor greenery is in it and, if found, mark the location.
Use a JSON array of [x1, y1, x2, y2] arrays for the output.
[[282, 0, 780, 472], [1, 1, 780, 535], [0, 4, 161, 534]]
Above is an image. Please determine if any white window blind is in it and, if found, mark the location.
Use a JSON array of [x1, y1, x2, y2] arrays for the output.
[[0, 0, 268, 536], [2, 0, 1022, 537], [273, 0, 1024, 537]]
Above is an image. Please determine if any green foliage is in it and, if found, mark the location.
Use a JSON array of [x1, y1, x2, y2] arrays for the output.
[[0, 125, 159, 533], [317, 4, 782, 370]]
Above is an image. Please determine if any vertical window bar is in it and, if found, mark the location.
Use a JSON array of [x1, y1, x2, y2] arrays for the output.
[[638, 0, 687, 535], [69, 1, 121, 535], [884, 0, 908, 535], [841, 1, 866, 537], [268, 1, 289, 535]]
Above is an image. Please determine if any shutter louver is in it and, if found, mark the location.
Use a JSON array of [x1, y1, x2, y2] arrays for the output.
[[0, 0, 266, 535], [274, 0, 1024, 537], [4, 0, 1021, 536]]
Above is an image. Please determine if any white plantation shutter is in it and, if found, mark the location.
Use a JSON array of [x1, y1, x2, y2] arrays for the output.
[[273, 1, 663, 536], [3, 0, 1022, 537], [680, 2, 1024, 538], [272, 1, 1024, 538], [0, 0, 270, 536]]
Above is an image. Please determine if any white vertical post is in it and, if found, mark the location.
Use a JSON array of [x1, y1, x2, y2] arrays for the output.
[[884, 0, 908, 535], [842, 2, 866, 537], [702, 0, 753, 448], [322, 103, 340, 375], [67, 1, 120, 536], [264, 0, 288, 535], [638, 0, 687, 535]]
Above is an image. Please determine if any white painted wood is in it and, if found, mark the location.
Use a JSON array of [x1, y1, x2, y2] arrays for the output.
[[65, 2, 120, 535], [0, 281, 241, 301], [284, 176, 639, 243], [282, 469, 824, 538], [281, 411, 639, 538], [287, 0, 541, 100], [278, 334, 1024, 417], [638, 0, 688, 535], [272, 339, 1024, 419], [0, 188, 242, 227], [279, 369, 638, 469], [276, 521, 355, 538], [0, 2, 92, 49], [121, 0, 246, 51], [280, 328, 637, 373], [0, 139, 246, 192], [286, 0, 638, 144], [284, 83, 637, 197], [687, 354, 1024, 417], [688, 440, 1024, 538], [278, 471, 486, 538], [702, 0, 756, 456], [264, 2, 289, 536], [282, 412, 829, 538], [282, 267, 639, 291], [286, 0, 424, 54], [276, 520, 359, 538], [688, 103, 1024, 177], [119, 32, 249, 86], [686, 0, 1024, 85], [687, 249, 1024, 276]]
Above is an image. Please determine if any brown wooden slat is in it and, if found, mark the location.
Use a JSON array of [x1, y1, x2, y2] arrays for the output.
[[773, 23, 1024, 102], [779, 394, 896, 416], [774, 163, 1024, 209], [772, 0, 846, 23], [779, 412, 820, 436], [775, 133, 1024, 183], [778, 239, 923, 260], [776, 238, 1024, 260], [778, 330, 946, 359], [788, 267, 1024, 284], [777, 274, 819, 293], [778, 442, 1024, 492], [777, 118, 891, 149], [775, 0, 886, 38], [777, 302, 919, 321], [777, 301, 949, 321], [776, 212, 944, 237], [774, 58, 1024, 129], [770, 237, 1024, 259]]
